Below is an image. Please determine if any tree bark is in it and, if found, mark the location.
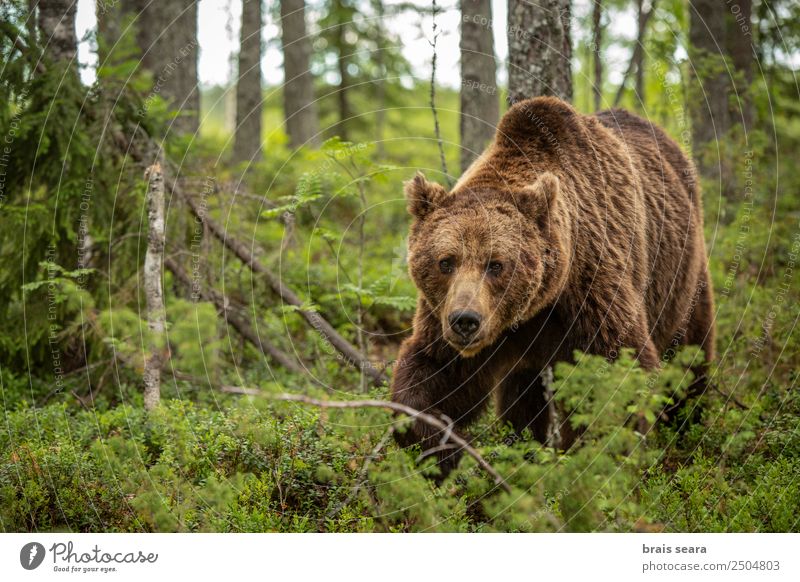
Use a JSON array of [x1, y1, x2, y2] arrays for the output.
[[726, 0, 753, 131], [234, 0, 263, 163], [143, 162, 167, 411], [689, 0, 729, 178], [280, 0, 320, 148], [592, 0, 602, 111], [37, 0, 77, 64], [335, 0, 351, 141], [459, 0, 499, 172], [133, 0, 200, 134], [507, 0, 572, 104]]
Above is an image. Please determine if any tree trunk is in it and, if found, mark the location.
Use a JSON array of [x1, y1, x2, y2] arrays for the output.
[[507, 0, 572, 104], [726, 0, 753, 131], [591, 0, 602, 110], [234, 0, 263, 163], [335, 0, 351, 141], [37, 0, 77, 64], [280, 0, 320, 148], [134, 0, 200, 134], [459, 0, 499, 172], [143, 162, 167, 411], [374, 0, 387, 156], [634, 0, 646, 103], [689, 0, 729, 178], [612, 0, 656, 107]]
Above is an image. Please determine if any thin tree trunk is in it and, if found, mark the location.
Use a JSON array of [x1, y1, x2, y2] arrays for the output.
[[592, 0, 602, 111], [37, 0, 77, 63], [689, 0, 729, 180], [460, 0, 499, 172], [374, 0, 387, 156], [613, 0, 655, 107], [335, 0, 351, 141], [234, 0, 263, 163], [726, 0, 753, 131], [281, 0, 320, 148], [143, 162, 167, 411], [507, 0, 572, 104], [634, 0, 646, 104]]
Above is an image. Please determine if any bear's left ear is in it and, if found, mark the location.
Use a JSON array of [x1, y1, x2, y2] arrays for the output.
[[405, 172, 448, 220], [515, 172, 559, 219]]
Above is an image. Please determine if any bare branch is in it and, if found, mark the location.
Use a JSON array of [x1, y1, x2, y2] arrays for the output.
[[170, 176, 388, 387], [165, 256, 312, 379]]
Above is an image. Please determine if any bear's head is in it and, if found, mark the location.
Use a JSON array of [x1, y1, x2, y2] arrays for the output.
[[404, 172, 568, 357]]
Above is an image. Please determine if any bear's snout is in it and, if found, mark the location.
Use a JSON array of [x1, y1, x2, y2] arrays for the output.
[[448, 310, 482, 340]]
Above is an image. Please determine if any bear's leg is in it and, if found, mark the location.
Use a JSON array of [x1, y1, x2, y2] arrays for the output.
[[683, 267, 716, 388], [496, 369, 550, 443], [391, 338, 492, 477], [497, 368, 579, 449]]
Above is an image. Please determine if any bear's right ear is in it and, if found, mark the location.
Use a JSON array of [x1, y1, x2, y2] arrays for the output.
[[405, 172, 448, 220]]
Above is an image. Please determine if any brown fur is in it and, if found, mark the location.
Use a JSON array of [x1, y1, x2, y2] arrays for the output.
[[391, 97, 715, 473]]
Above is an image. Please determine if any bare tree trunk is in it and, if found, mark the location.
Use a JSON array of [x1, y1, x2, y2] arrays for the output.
[[280, 0, 320, 148], [613, 0, 655, 107], [335, 0, 351, 142], [143, 162, 167, 411], [37, 0, 77, 63], [507, 0, 572, 104], [133, 0, 200, 134], [374, 0, 387, 156], [234, 0, 263, 163], [727, 0, 753, 131], [689, 0, 729, 180], [592, 0, 602, 111], [634, 0, 646, 103], [459, 0, 499, 172]]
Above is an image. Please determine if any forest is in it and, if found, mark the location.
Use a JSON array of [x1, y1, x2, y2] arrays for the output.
[[0, 0, 799, 533]]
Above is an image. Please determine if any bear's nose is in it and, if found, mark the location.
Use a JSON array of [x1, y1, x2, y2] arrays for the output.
[[448, 310, 482, 339]]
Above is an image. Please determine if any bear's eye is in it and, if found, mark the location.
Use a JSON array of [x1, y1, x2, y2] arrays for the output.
[[487, 261, 503, 275], [439, 258, 454, 274]]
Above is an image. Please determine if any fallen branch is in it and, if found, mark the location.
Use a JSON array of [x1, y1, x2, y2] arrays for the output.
[[164, 256, 310, 378], [268, 392, 512, 493], [173, 178, 387, 387], [110, 124, 387, 387]]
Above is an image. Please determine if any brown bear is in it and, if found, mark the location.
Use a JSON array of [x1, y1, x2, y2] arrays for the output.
[[391, 96, 715, 472]]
